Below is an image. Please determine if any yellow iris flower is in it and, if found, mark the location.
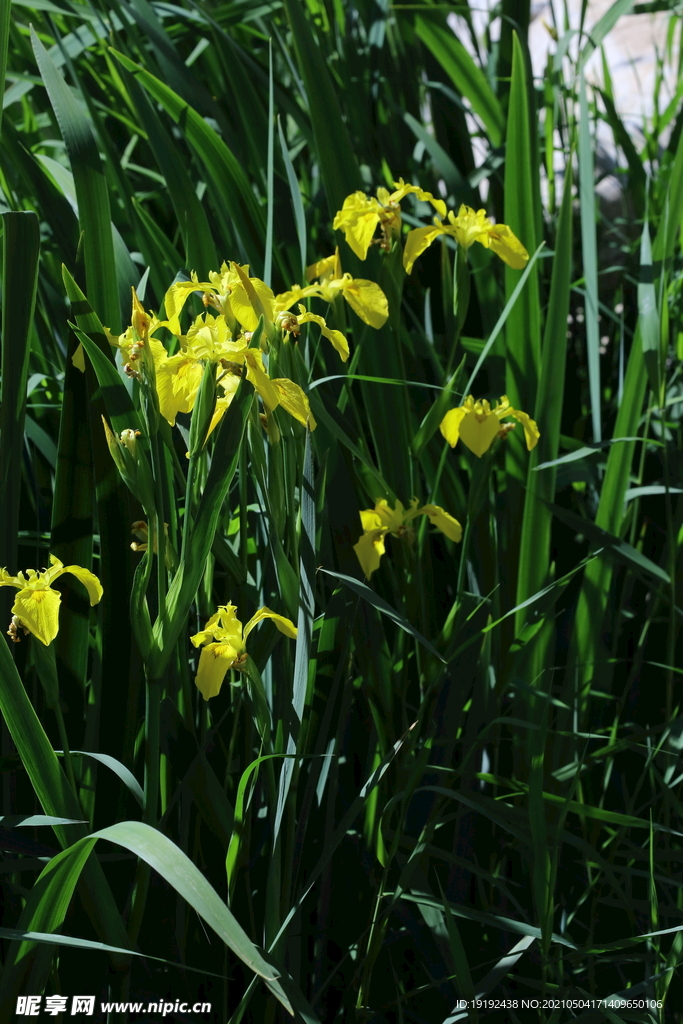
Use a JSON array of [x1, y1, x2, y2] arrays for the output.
[[1, 555, 102, 646], [440, 395, 540, 457], [274, 250, 389, 342], [164, 262, 350, 363], [333, 179, 447, 260], [163, 262, 276, 336], [131, 312, 316, 433], [354, 498, 462, 579], [190, 603, 297, 700], [404, 205, 529, 274]]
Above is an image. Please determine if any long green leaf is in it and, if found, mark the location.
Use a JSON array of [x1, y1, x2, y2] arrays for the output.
[[31, 28, 120, 332], [9, 820, 295, 1014], [0, 0, 10, 137], [0, 212, 40, 581], [280, 0, 360, 215], [110, 48, 265, 262], [415, 16, 504, 148]]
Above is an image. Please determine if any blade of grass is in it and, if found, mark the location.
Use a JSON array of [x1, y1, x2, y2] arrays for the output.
[[578, 70, 601, 442], [515, 162, 573, 624]]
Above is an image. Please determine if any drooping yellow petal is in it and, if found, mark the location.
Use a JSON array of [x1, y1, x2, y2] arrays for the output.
[[206, 374, 241, 440], [195, 642, 240, 700], [403, 223, 446, 274], [353, 527, 388, 579], [49, 563, 103, 605], [243, 606, 298, 643], [12, 587, 62, 646], [486, 224, 529, 270], [243, 350, 280, 412], [439, 406, 470, 447], [417, 504, 463, 543], [390, 179, 447, 219], [341, 278, 389, 329], [508, 407, 541, 450], [271, 378, 317, 430], [297, 309, 349, 362], [0, 567, 21, 589], [333, 192, 381, 260], [457, 410, 501, 457]]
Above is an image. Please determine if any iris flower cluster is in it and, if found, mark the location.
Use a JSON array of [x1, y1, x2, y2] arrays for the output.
[[42, 178, 540, 702]]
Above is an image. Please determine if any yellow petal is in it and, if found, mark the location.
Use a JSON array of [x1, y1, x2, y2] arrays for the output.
[[191, 603, 244, 649], [0, 567, 21, 589], [360, 509, 384, 532], [274, 285, 313, 312], [403, 224, 445, 274], [155, 355, 203, 425], [417, 504, 462, 543], [206, 374, 241, 440], [12, 587, 61, 646], [332, 192, 380, 260], [390, 180, 447, 219], [243, 606, 298, 643], [195, 642, 239, 700], [486, 223, 529, 270], [341, 279, 389, 330], [457, 410, 501, 457], [243, 351, 280, 413], [271, 378, 317, 430], [306, 254, 337, 282], [320, 324, 349, 362], [402, 497, 423, 523], [439, 406, 469, 447], [297, 309, 349, 362], [373, 499, 406, 534], [508, 407, 541, 450], [163, 280, 212, 335], [447, 205, 492, 249], [51, 564, 103, 605], [353, 528, 387, 579], [229, 263, 275, 330]]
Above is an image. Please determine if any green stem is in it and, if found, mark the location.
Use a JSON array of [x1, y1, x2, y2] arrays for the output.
[[128, 675, 162, 946], [181, 453, 198, 561], [53, 701, 77, 796]]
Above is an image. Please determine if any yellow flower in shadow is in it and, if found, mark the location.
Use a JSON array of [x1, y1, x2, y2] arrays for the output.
[[354, 498, 462, 578], [190, 603, 297, 700]]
